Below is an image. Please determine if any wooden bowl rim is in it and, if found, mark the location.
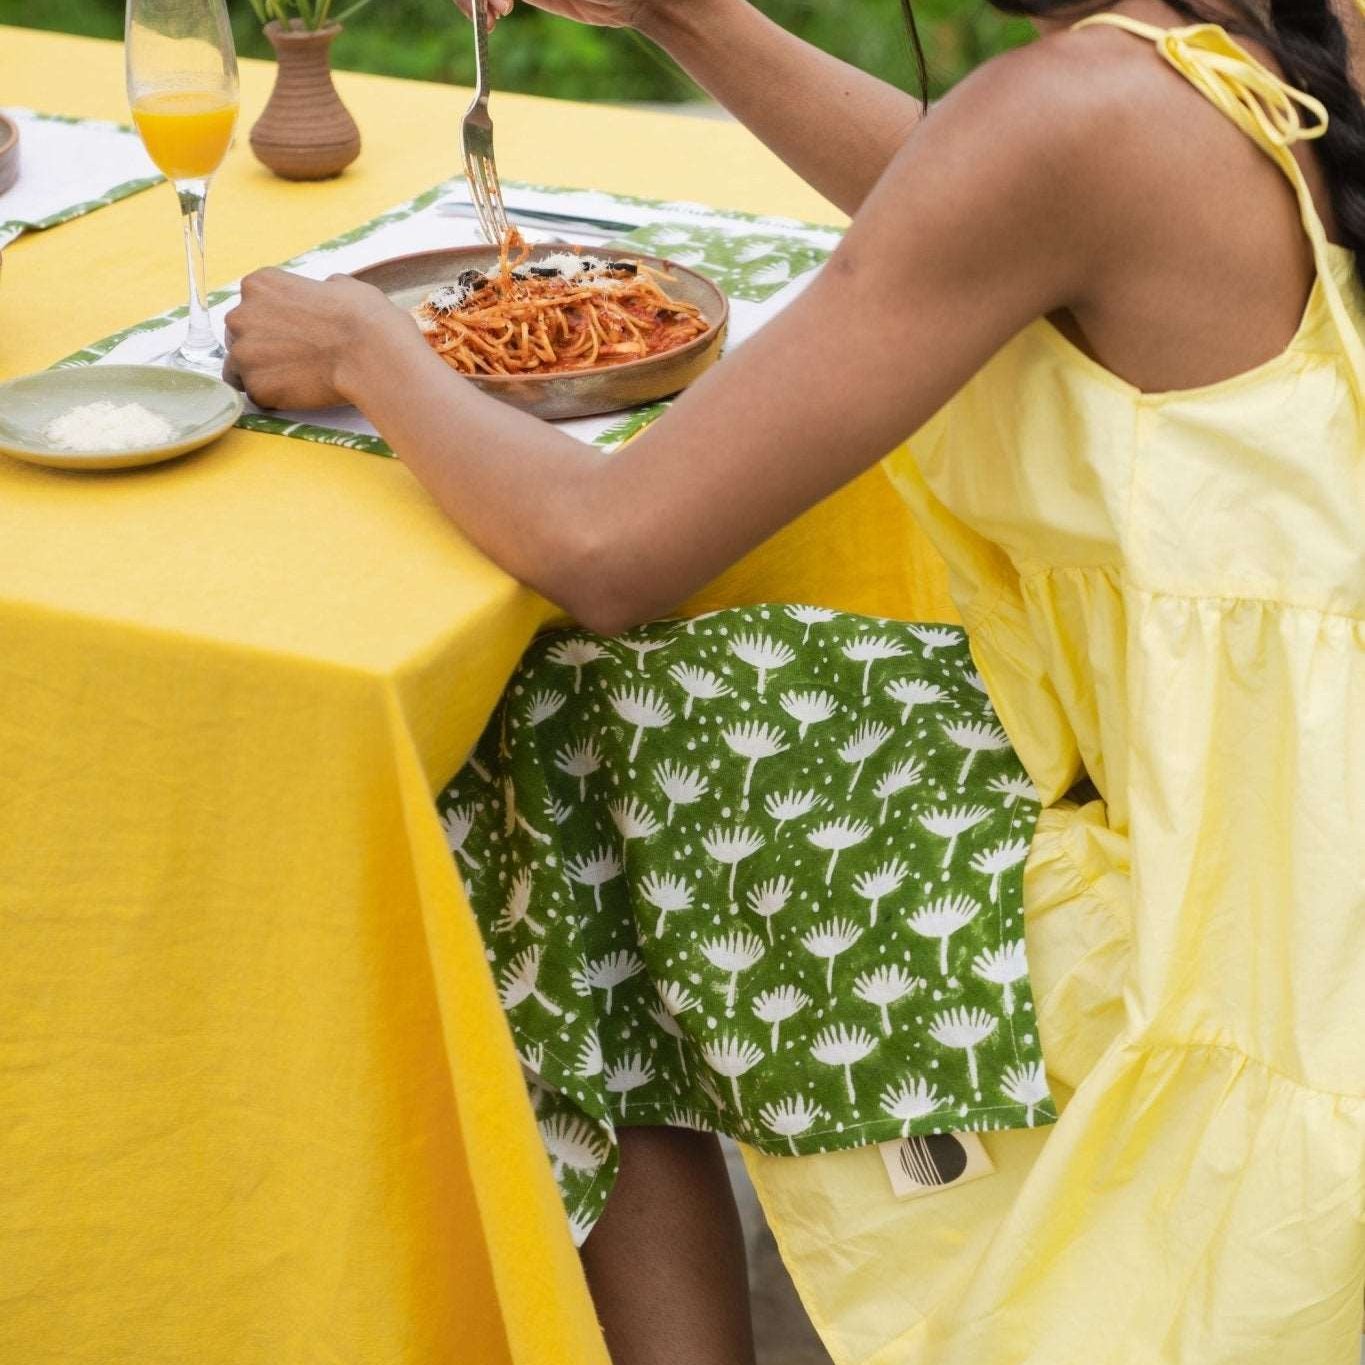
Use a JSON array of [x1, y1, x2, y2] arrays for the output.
[[351, 244, 730, 386], [0, 113, 19, 160]]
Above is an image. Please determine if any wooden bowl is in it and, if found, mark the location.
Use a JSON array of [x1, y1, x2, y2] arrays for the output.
[[0, 111, 19, 197], [351, 244, 729, 422]]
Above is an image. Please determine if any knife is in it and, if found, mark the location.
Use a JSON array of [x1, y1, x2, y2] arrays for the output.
[[436, 199, 643, 237]]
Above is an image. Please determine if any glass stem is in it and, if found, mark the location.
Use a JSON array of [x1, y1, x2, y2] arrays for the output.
[[176, 178, 219, 361]]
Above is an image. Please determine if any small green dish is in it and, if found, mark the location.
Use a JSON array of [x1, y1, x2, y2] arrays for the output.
[[0, 364, 243, 471]]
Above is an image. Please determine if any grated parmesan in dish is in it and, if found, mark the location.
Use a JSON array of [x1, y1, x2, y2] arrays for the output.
[[43, 401, 176, 452]]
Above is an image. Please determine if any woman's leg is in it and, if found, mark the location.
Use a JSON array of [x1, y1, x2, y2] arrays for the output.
[[580, 1127, 757, 1365]]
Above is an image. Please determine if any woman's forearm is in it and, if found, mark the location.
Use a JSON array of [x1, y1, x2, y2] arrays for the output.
[[637, 0, 924, 216], [337, 319, 620, 622]]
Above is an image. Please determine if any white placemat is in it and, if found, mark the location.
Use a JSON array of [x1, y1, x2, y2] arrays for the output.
[[0, 108, 162, 250], [59, 178, 842, 453]]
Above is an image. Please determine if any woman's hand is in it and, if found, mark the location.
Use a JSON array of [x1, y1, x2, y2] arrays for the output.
[[451, 0, 648, 30], [223, 270, 419, 411]]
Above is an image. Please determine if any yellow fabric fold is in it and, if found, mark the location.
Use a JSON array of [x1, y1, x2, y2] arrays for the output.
[[751, 19, 1365, 1363]]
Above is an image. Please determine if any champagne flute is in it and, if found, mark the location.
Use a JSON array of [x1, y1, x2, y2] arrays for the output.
[[126, 0, 239, 373]]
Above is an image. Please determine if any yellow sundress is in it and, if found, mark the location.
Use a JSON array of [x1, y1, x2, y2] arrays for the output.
[[743, 18, 1365, 1365]]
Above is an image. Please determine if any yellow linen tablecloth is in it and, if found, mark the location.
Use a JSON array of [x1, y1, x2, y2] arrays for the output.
[[0, 27, 955, 1363]]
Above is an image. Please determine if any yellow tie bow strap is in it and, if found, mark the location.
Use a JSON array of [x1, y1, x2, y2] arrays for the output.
[[1074, 15, 1330, 151]]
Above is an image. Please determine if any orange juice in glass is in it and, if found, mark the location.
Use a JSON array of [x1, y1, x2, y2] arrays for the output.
[[132, 90, 238, 181], [125, 0, 239, 372]]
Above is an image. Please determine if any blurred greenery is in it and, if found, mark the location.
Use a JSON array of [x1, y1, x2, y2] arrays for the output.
[[0, 0, 1034, 102]]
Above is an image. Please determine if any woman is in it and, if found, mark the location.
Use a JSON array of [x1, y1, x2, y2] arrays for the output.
[[224, 0, 1365, 1360]]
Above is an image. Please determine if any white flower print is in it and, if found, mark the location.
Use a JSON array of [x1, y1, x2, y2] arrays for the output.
[[546, 637, 611, 693], [498, 947, 563, 1015], [639, 872, 695, 937], [906, 625, 960, 658], [801, 917, 863, 993], [502, 776, 551, 846], [702, 825, 767, 900], [963, 668, 990, 696], [525, 689, 567, 727], [987, 773, 1038, 808], [806, 817, 873, 883], [701, 1035, 765, 1108], [907, 894, 982, 975], [701, 931, 767, 1011], [656, 979, 702, 1019], [854, 965, 924, 1035], [838, 721, 895, 794], [609, 686, 675, 762], [880, 1076, 947, 1135], [885, 677, 948, 722], [540, 1114, 609, 1178], [496, 869, 545, 936], [441, 804, 482, 871], [918, 803, 992, 868], [622, 637, 672, 672], [851, 858, 910, 927], [970, 838, 1031, 903], [654, 760, 709, 824], [578, 950, 645, 1012], [842, 635, 910, 695], [928, 1006, 998, 1091], [608, 797, 663, 844], [745, 876, 795, 943], [778, 689, 839, 739], [751, 984, 811, 1050], [565, 845, 624, 911], [874, 759, 925, 823], [785, 604, 838, 643], [1001, 1061, 1049, 1125], [759, 1095, 827, 1154], [941, 720, 1012, 785], [722, 720, 789, 798], [554, 739, 603, 801], [605, 1053, 655, 1116], [651, 980, 699, 1069], [763, 788, 824, 829], [729, 633, 796, 696], [749, 258, 791, 288], [810, 1024, 878, 1103], [575, 1031, 604, 1078], [668, 663, 732, 719], [972, 940, 1029, 1014], [667, 1107, 707, 1131]]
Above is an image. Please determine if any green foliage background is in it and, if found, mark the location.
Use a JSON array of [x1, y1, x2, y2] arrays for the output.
[[0, 0, 1032, 102]]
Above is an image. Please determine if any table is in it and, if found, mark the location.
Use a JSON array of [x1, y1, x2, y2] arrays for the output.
[[0, 26, 956, 1364]]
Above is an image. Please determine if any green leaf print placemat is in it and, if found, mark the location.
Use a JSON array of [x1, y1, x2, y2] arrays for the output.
[[54, 179, 843, 457], [0, 109, 162, 250]]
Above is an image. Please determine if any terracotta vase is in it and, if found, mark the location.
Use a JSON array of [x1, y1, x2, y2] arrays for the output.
[[249, 20, 361, 181]]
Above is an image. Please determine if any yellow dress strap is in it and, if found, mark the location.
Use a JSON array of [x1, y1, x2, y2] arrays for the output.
[[1072, 13, 1365, 408]]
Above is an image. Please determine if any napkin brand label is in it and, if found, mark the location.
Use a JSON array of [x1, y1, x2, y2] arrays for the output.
[[878, 1132, 994, 1200]]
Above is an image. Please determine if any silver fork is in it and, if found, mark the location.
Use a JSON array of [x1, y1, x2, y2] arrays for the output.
[[461, 0, 511, 245]]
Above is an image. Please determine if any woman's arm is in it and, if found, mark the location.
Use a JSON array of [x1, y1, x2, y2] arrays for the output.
[[464, 0, 926, 215], [630, 0, 925, 216], [226, 41, 1125, 633]]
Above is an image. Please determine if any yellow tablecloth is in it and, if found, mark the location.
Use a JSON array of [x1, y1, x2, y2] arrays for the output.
[[0, 26, 955, 1363]]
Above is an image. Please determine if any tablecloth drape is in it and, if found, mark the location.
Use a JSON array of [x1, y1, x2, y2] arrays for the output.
[[0, 26, 956, 1362]]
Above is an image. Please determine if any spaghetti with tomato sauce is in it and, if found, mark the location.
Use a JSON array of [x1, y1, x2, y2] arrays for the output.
[[413, 228, 710, 377]]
